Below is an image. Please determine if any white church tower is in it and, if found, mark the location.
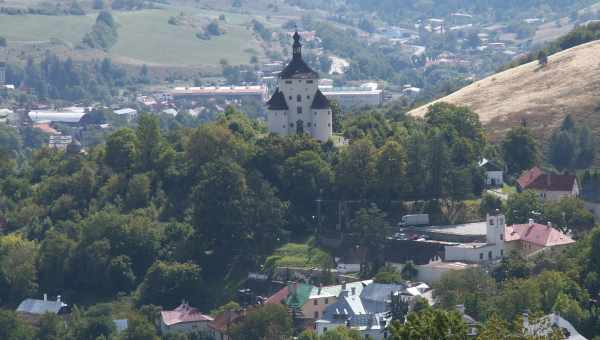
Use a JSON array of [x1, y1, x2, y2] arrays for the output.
[[266, 31, 333, 142], [486, 212, 506, 254]]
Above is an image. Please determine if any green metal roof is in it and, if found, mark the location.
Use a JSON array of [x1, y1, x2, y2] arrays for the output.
[[285, 283, 314, 309]]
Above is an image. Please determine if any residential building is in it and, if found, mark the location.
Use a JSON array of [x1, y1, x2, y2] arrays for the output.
[[266, 31, 332, 142], [17, 294, 68, 316], [504, 219, 575, 257], [208, 309, 246, 340], [524, 312, 587, 340], [160, 302, 213, 334], [315, 282, 431, 339], [48, 135, 73, 150], [479, 158, 504, 187], [517, 167, 579, 201], [456, 304, 480, 337], [113, 319, 129, 334], [114, 108, 138, 121], [444, 213, 506, 263]]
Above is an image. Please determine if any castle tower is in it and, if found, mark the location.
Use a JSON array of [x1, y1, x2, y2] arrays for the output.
[[486, 212, 506, 247], [266, 31, 332, 142]]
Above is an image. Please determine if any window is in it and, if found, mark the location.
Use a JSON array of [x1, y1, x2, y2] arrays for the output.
[[282, 125, 286, 128], [328, 111, 331, 115], [297, 95, 302, 102], [488, 251, 492, 259], [499, 217, 504, 224], [325, 298, 329, 304], [314, 123, 316, 127], [314, 299, 318, 306], [314, 111, 318, 115], [328, 123, 331, 127], [500, 249, 504, 256], [314, 311, 319, 319], [323, 327, 327, 332], [307, 122, 312, 127], [479, 253, 483, 260], [289, 96, 292, 100], [307, 80, 314, 84], [285, 80, 292, 84], [297, 107, 303, 114], [290, 123, 294, 127], [500, 234, 503, 241], [489, 219, 494, 226], [298, 80, 302, 83], [307, 95, 311, 99]]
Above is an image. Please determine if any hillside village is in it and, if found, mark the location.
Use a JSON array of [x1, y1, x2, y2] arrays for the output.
[[3, 1, 600, 340]]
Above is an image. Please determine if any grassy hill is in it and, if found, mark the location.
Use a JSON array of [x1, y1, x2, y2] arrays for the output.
[[0, 5, 288, 67], [408, 40, 600, 143]]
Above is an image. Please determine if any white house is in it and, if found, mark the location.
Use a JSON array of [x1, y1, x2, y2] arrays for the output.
[[266, 31, 332, 142], [479, 158, 504, 187], [160, 302, 213, 334], [17, 294, 68, 315], [444, 213, 505, 263]]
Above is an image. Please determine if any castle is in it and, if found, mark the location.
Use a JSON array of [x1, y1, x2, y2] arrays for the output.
[[266, 31, 332, 142]]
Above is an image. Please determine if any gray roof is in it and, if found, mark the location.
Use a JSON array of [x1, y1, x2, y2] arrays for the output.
[[114, 319, 129, 333], [360, 283, 407, 314], [16, 299, 66, 315]]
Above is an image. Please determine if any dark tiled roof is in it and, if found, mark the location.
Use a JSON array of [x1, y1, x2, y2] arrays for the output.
[[266, 89, 289, 110], [279, 57, 319, 79], [311, 89, 330, 109], [517, 167, 577, 192]]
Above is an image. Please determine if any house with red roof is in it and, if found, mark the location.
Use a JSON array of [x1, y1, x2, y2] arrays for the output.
[[517, 167, 579, 201], [160, 301, 213, 335], [207, 309, 246, 340], [504, 219, 575, 257]]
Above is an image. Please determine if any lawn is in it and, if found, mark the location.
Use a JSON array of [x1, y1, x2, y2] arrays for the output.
[[264, 241, 332, 269], [0, 14, 94, 45]]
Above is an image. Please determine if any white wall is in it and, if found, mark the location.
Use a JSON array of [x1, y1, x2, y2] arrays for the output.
[[160, 321, 210, 335], [485, 171, 503, 186]]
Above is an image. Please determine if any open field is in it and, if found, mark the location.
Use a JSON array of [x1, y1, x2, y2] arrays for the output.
[[409, 40, 600, 144], [0, 4, 293, 67]]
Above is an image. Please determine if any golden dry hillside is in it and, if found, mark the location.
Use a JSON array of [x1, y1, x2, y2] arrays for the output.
[[409, 40, 600, 142]]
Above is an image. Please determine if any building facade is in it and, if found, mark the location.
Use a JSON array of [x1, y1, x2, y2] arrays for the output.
[[266, 31, 332, 142], [444, 213, 505, 263], [517, 167, 579, 201]]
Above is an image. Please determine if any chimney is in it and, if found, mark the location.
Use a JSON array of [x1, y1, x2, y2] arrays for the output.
[[43, 294, 47, 301], [57, 295, 61, 303], [528, 218, 534, 226]]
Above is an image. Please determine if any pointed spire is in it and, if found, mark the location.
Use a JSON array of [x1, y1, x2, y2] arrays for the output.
[[292, 28, 302, 59]]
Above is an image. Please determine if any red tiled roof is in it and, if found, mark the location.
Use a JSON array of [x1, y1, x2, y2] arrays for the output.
[[33, 123, 59, 135], [265, 286, 289, 305], [517, 167, 577, 192], [208, 309, 245, 332], [161, 303, 213, 326], [504, 222, 575, 247]]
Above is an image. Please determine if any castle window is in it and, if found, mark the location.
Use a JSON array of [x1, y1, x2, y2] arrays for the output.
[[501, 249, 504, 256], [489, 219, 494, 226], [283, 125, 286, 128], [500, 234, 503, 241], [289, 96, 292, 100], [479, 253, 483, 260], [285, 80, 292, 84], [328, 123, 331, 127], [290, 123, 294, 127], [297, 95, 302, 102], [307, 122, 312, 127], [314, 111, 317, 115], [488, 251, 492, 259], [307, 80, 314, 84], [307, 95, 310, 99], [297, 107, 303, 114], [328, 111, 331, 115]]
